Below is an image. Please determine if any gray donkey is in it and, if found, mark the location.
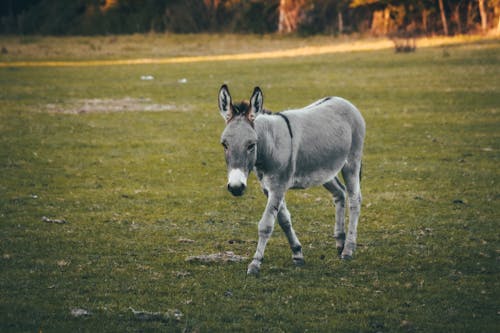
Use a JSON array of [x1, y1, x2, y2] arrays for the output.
[[218, 85, 365, 275]]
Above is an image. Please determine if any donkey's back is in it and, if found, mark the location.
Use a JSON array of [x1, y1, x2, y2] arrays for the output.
[[283, 96, 365, 189]]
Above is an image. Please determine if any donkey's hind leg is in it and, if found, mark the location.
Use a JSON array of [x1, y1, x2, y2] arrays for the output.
[[324, 177, 347, 256], [278, 200, 304, 266], [340, 160, 362, 260]]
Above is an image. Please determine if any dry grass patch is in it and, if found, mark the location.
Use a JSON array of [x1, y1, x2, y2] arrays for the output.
[[44, 97, 189, 114]]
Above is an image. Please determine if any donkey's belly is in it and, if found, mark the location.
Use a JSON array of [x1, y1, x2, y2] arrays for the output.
[[291, 164, 343, 189], [291, 140, 348, 189]]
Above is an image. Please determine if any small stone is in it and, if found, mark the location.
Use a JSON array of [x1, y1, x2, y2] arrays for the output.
[[129, 307, 183, 322], [57, 259, 71, 268], [42, 216, 67, 224], [70, 308, 91, 317], [178, 238, 195, 243]]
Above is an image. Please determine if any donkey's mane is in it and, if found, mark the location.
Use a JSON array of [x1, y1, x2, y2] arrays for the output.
[[233, 100, 272, 115]]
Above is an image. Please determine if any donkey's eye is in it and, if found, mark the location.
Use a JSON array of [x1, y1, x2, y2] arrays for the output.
[[221, 142, 228, 151], [247, 143, 256, 151]]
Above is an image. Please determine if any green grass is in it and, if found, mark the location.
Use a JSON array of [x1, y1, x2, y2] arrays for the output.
[[1, 35, 499, 332]]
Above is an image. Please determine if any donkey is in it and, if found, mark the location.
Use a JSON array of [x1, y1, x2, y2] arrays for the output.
[[218, 85, 365, 275]]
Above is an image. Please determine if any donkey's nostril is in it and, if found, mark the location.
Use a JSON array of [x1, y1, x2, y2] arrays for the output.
[[228, 183, 246, 197]]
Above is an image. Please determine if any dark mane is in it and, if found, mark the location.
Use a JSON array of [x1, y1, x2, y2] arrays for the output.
[[233, 100, 250, 115], [233, 100, 272, 115]]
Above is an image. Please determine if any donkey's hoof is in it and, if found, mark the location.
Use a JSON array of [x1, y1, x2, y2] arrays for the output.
[[293, 257, 305, 267], [247, 266, 260, 275], [247, 261, 260, 275], [336, 246, 344, 257], [340, 254, 353, 261], [340, 247, 354, 260], [340, 242, 355, 260]]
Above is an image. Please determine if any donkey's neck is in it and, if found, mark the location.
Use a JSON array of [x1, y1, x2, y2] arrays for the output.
[[254, 114, 293, 173]]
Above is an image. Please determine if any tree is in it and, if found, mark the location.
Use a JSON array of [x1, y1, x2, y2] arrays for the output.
[[438, 0, 449, 35], [478, 0, 487, 31], [1, 0, 498, 35], [278, 0, 308, 33]]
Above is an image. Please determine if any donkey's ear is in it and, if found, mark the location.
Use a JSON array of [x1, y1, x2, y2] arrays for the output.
[[248, 86, 263, 121], [218, 84, 233, 122]]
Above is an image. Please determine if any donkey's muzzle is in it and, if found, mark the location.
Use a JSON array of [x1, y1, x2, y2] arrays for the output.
[[228, 183, 246, 196], [227, 168, 247, 197]]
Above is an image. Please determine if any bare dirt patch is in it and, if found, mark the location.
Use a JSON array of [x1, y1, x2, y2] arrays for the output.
[[186, 251, 248, 263], [45, 97, 189, 114]]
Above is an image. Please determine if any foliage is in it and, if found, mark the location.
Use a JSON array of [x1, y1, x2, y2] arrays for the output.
[[0, 34, 499, 332], [0, 0, 498, 35], [0, 0, 280, 35]]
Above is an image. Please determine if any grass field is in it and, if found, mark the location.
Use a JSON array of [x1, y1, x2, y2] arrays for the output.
[[0, 34, 499, 332]]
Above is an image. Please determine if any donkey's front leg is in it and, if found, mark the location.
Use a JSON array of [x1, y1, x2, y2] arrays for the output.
[[247, 192, 283, 275], [277, 200, 304, 266]]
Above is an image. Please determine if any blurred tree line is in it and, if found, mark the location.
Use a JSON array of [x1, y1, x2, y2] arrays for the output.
[[0, 0, 499, 35]]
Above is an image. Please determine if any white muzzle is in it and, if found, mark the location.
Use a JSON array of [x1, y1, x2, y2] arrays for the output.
[[227, 168, 247, 196]]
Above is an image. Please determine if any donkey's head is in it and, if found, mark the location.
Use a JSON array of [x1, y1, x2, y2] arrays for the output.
[[218, 84, 264, 196]]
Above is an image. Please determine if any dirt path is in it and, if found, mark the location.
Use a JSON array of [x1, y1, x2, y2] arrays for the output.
[[0, 40, 392, 68], [0, 36, 494, 68]]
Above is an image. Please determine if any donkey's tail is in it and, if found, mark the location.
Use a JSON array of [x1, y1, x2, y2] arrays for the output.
[[359, 161, 363, 184]]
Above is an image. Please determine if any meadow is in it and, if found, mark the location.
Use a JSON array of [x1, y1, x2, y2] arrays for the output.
[[0, 34, 499, 332]]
